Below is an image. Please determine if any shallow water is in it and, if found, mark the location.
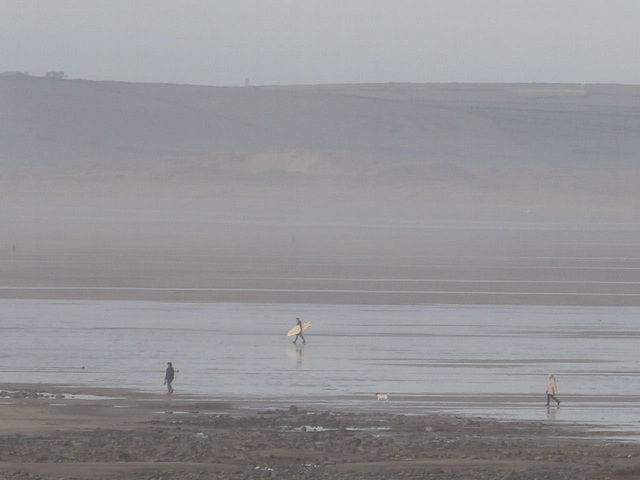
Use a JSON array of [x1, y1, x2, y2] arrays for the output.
[[3, 299, 640, 437]]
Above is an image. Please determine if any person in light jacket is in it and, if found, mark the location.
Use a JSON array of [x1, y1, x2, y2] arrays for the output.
[[545, 374, 560, 406]]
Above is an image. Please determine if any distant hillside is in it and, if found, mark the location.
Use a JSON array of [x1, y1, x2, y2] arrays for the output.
[[2, 76, 640, 169], [1, 77, 639, 224]]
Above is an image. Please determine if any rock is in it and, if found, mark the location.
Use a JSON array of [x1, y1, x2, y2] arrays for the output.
[[117, 451, 131, 461]]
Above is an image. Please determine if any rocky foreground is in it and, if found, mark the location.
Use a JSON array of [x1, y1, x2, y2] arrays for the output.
[[0, 387, 639, 479]]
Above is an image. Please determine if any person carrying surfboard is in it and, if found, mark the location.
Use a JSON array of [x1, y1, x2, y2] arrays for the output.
[[293, 317, 306, 344]]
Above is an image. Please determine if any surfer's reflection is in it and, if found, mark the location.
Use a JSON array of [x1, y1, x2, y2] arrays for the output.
[[295, 344, 304, 367], [287, 344, 309, 368], [546, 405, 559, 421]]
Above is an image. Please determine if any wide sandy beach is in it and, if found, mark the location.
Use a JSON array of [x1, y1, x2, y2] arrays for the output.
[[2, 222, 640, 478], [2, 218, 639, 480], [1, 384, 640, 480]]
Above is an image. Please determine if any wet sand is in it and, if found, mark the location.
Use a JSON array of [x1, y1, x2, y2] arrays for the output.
[[2, 221, 639, 478], [2, 234, 640, 306], [1, 384, 639, 480]]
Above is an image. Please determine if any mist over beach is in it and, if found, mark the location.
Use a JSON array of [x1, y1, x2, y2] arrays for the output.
[[1, 77, 639, 305], [3, 2, 640, 475]]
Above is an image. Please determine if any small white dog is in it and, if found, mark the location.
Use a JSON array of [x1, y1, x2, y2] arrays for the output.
[[374, 392, 389, 401]]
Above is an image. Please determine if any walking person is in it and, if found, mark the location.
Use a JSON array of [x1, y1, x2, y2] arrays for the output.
[[164, 362, 175, 394], [293, 317, 306, 344], [545, 374, 560, 406]]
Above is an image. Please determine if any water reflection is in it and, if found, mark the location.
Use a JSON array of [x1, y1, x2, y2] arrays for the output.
[[546, 405, 559, 421], [4, 300, 640, 438], [287, 344, 309, 369]]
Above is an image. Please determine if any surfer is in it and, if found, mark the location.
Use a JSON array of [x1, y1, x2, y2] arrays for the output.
[[545, 374, 560, 406], [293, 317, 306, 344], [164, 362, 175, 394]]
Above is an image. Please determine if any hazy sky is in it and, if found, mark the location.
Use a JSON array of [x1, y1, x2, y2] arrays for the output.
[[3, 0, 639, 86]]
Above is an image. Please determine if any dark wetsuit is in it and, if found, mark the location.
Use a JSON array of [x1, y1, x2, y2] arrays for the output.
[[293, 319, 306, 344]]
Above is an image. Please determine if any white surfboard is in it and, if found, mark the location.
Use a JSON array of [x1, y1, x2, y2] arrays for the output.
[[286, 321, 312, 337]]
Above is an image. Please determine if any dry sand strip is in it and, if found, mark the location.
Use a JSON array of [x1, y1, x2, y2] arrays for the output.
[[0, 462, 244, 477], [325, 458, 597, 475], [0, 458, 610, 479], [2, 384, 640, 479]]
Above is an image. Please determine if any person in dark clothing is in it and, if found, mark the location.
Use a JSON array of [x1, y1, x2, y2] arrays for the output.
[[293, 317, 306, 344], [164, 362, 175, 394]]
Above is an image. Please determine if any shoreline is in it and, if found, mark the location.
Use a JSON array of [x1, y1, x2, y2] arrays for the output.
[[1, 384, 640, 479], [4, 299, 640, 446], [2, 287, 639, 306]]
